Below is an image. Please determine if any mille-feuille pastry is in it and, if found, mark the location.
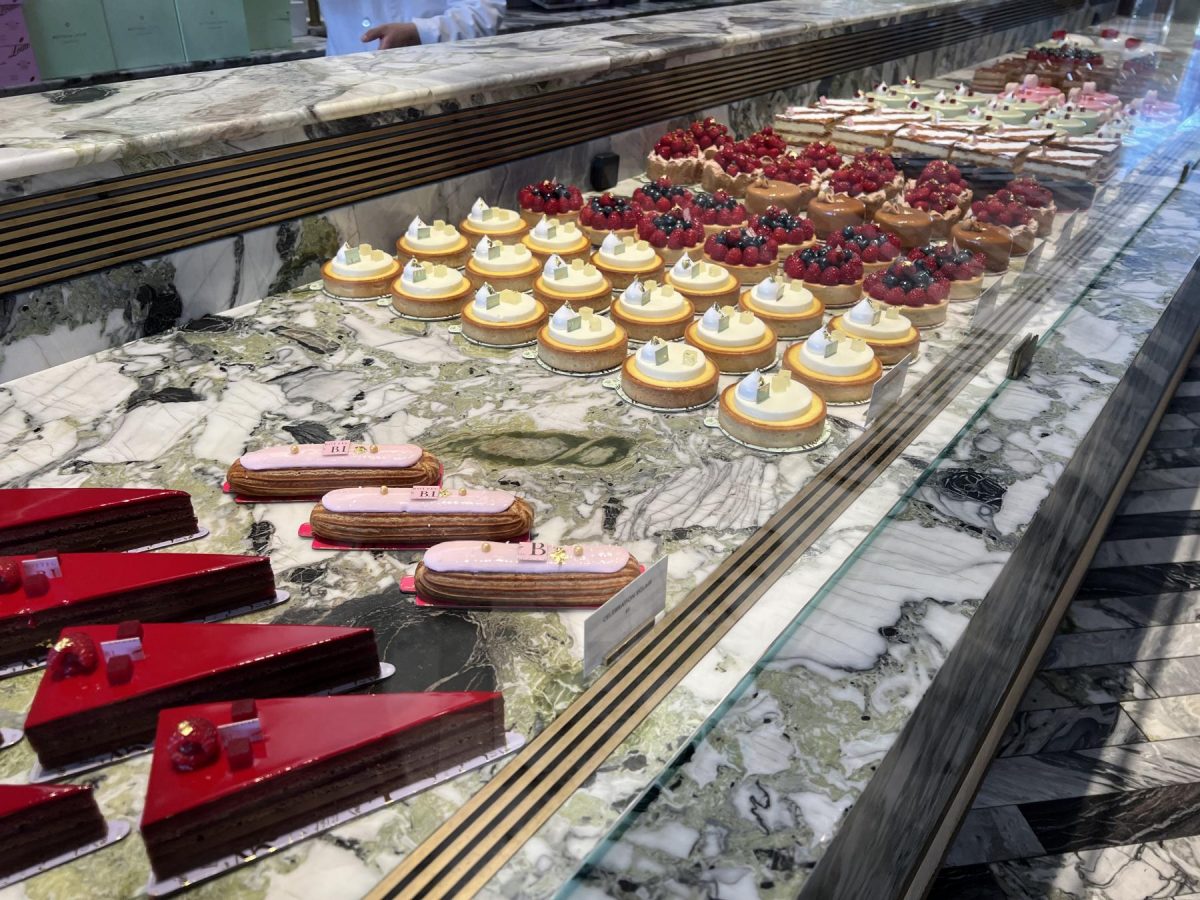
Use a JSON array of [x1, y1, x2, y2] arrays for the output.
[[783, 327, 882, 404], [591, 233, 665, 290], [739, 274, 824, 338], [521, 216, 592, 264], [620, 338, 719, 410], [537, 304, 628, 374], [321, 243, 401, 299], [829, 298, 920, 365], [464, 235, 541, 291], [226, 442, 441, 498], [718, 369, 827, 449], [460, 283, 547, 347], [390, 258, 473, 319], [609, 278, 694, 342], [413, 540, 641, 609], [309, 486, 534, 545], [664, 254, 740, 312], [684, 305, 777, 374], [459, 198, 529, 241], [532, 254, 613, 313], [395, 217, 470, 268]]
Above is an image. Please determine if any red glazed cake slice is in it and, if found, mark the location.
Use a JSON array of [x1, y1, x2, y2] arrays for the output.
[[0, 488, 198, 555], [0, 553, 277, 668], [24, 623, 381, 769], [140, 693, 505, 880], [0, 784, 109, 879]]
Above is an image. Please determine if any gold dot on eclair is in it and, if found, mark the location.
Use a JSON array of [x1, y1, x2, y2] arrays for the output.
[[481, 542, 491, 552], [458, 488, 467, 496], [289, 445, 300, 454], [573, 545, 583, 556], [370, 444, 379, 453], [380, 486, 389, 495]]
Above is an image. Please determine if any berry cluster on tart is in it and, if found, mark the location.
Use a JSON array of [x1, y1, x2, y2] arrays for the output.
[[849, 149, 904, 196], [701, 227, 781, 284], [647, 117, 735, 182], [517, 180, 585, 226], [1005, 177, 1057, 232], [825, 223, 902, 274], [826, 155, 898, 214], [863, 258, 951, 327], [577, 193, 643, 244], [634, 208, 706, 264], [797, 141, 843, 175], [685, 190, 749, 236], [968, 189, 1037, 255], [908, 161, 972, 208], [783, 243, 864, 308], [903, 180, 967, 239], [906, 243, 988, 300], [700, 127, 789, 196], [632, 177, 695, 213], [747, 207, 816, 257]]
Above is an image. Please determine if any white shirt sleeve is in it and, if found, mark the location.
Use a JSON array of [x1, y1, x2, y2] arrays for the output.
[[410, 0, 505, 44]]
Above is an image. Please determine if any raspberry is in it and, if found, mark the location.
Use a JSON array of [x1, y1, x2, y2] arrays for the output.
[[709, 243, 728, 261], [742, 246, 760, 266], [725, 247, 743, 265], [839, 264, 860, 284], [806, 263, 822, 282], [907, 288, 928, 306], [928, 279, 950, 302], [667, 231, 685, 249], [47, 631, 99, 679], [784, 256, 804, 278], [622, 209, 639, 228], [819, 267, 840, 286], [862, 245, 879, 263], [168, 717, 221, 772], [884, 286, 906, 305]]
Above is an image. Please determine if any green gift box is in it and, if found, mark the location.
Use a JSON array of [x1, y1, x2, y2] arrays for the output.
[[243, 0, 291, 50], [174, 0, 249, 61], [102, 0, 184, 70], [24, 0, 117, 79]]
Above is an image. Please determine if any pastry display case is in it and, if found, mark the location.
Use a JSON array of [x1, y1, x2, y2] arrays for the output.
[[2, 0, 1200, 897]]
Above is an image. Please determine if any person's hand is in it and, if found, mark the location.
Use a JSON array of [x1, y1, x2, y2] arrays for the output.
[[362, 22, 421, 49]]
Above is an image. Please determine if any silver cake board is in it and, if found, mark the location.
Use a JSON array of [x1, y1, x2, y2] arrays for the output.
[[0, 590, 290, 682], [448, 324, 537, 349], [322, 288, 391, 303], [602, 378, 714, 413], [144, 732, 526, 897], [0, 821, 130, 890], [523, 349, 623, 378], [127, 527, 210, 553], [704, 418, 833, 454], [1, 727, 23, 750], [27, 662, 394, 783]]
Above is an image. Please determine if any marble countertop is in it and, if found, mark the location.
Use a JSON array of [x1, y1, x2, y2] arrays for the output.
[[0, 0, 990, 182]]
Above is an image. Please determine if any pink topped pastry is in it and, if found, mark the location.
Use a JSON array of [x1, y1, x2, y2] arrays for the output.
[[226, 442, 442, 499], [1072, 83, 1121, 108], [413, 540, 641, 608], [1011, 75, 1064, 106], [309, 487, 533, 545]]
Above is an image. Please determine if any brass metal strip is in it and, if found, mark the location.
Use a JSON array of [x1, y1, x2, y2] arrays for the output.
[[1, 0, 1082, 294]]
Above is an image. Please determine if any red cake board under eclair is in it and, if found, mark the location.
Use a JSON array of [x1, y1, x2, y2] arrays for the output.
[[300, 525, 532, 553]]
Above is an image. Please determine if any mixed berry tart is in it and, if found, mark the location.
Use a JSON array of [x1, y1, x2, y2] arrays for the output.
[[825, 223, 902, 275], [907, 243, 987, 301], [635, 206, 706, 265], [829, 297, 920, 365], [863, 258, 951, 328], [577, 193, 643, 245], [798, 141, 843, 176], [685, 191, 749, 237], [646, 128, 702, 183], [785, 244, 864, 309], [903, 180, 967, 240], [746, 156, 820, 213], [632, 178, 695, 214], [1005, 177, 1057, 233], [873, 200, 934, 249], [969, 190, 1037, 256], [748, 207, 816, 258], [951, 219, 1014, 273], [517, 180, 585, 227], [700, 227, 781, 286], [807, 190, 867, 241]]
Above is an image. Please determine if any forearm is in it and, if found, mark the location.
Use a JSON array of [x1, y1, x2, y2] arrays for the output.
[[411, 0, 504, 44]]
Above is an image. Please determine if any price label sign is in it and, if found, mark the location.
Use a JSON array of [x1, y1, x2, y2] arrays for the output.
[[517, 541, 548, 562], [21, 556, 62, 579], [322, 440, 352, 456], [411, 486, 441, 500], [865, 354, 910, 425], [584, 557, 668, 674]]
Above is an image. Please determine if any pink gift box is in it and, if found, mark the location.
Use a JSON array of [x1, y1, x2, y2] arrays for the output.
[[0, 2, 40, 89]]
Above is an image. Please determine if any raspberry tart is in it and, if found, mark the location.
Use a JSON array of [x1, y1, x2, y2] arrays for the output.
[[632, 177, 695, 214], [827, 157, 897, 215], [578, 193, 642, 245], [537, 304, 628, 374], [684, 305, 778, 374], [825, 223, 902, 275], [684, 190, 749, 237], [460, 284, 548, 347], [849, 149, 905, 197], [646, 128, 702, 183], [907, 243, 987, 301], [700, 227, 780, 285], [798, 141, 843, 176], [788, 244, 864, 309], [969, 191, 1037, 256], [863, 259, 951, 328], [739, 275, 824, 338], [782, 328, 882, 404], [663, 255, 740, 312], [903, 180, 967, 240], [620, 338, 719, 410], [464, 236, 540, 292], [718, 369, 828, 449], [951, 219, 1014, 273], [747, 207, 816, 258], [688, 116, 734, 155], [872, 200, 934, 249], [521, 216, 592, 264], [395, 218, 470, 269], [390, 259, 473, 319], [610, 278, 695, 342], [806, 190, 867, 241], [634, 207, 706, 265], [592, 233, 666, 289], [459, 198, 529, 242], [518, 180, 584, 226], [907, 161, 972, 211], [1006, 177, 1057, 233], [322, 242, 401, 299], [830, 297, 920, 365], [532, 254, 614, 313], [701, 143, 765, 196]]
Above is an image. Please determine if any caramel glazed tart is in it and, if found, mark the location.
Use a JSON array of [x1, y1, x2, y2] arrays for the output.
[[310, 497, 535, 544], [226, 451, 442, 497], [414, 556, 642, 608]]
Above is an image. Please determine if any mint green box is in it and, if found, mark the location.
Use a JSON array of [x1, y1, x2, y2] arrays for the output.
[[102, 0, 185, 70], [24, 0, 117, 79], [243, 0, 291, 50], [174, 0, 249, 61]]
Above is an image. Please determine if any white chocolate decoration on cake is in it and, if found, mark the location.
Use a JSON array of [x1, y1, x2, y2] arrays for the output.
[[240, 443, 422, 470], [527, 216, 585, 250], [467, 198, 521, 228], [697, 306, 768, 348], [799, 329, 875, 377], [471, 284, 540, 323], [330, 243, 395, 279], [634, 338, 708, 383], [542, 255, 607, 294], [750, 276, 818, 313], [404, 217, 462, 251], [547, 304, 617, 346], [423, 540, 630, 574], [616, 279, 688, 320], [472, 236, 534, 273], [733, 370, 815, 422], [670, 256, 734, 290], [398, 259, 465, 297], [321, 486, 515, 515], [598, 233, 659, 267], [840, 298, 913, 340]]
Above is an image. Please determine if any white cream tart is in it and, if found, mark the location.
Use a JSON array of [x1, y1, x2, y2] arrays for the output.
[[783, 328, 882, 403], [830, 298, 920, 366], [322, 242, 401, 298], [390, 258, 473, 318], [465, 235, 540, 290], [460, 198, 529, 240], [395, 216, 470, 267], [522, 216, 592, 262], [718, 369, 827, 448], [664, 255, 740, 312], [460, 283, 547, 347], [739, 276, 824, 338], [591, 233, 665, 289], [620, 338, 719, 410], [684, 305, 777, 374], [532, 253, 614, 313], [609, 278, 694, 342]]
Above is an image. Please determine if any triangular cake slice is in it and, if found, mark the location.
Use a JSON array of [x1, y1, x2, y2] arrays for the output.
[[0, 553, 277, 668], [141, 693, 505, 880], [0, 784, 108, 879], [24, 623, 381, 769], [0, 488, 199, 554]]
